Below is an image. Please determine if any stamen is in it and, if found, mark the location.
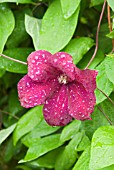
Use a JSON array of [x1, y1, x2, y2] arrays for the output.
[[58, 74, 68, 84]]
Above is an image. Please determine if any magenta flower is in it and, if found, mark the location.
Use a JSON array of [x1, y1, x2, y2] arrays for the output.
[[17, 50, 98, 126]]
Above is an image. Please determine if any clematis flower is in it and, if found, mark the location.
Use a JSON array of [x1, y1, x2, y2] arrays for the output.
[[17, 50, 98, 126]]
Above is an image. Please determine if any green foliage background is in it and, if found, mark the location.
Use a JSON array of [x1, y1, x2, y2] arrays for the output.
[[0, 0, 114, 169]]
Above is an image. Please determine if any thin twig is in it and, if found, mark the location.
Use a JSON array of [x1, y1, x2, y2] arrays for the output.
[[107, 5, 112, 32], [107, 4, 114, 52], [97, 87, 114, 106], [32, 2, 41, 12], [0, 53, 27, 65], [0, 110, 19, 120], [85, 0, 107, 69], [97, 106, 114, 125]]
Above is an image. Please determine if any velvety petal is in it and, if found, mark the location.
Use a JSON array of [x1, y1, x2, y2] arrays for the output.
[[68, 82, 96, 120], [27, 50, 60, 82], [75, 68, 98, 92], [17, 75, 60, 108], [48, 52, 76, 81], [43, 85, 72, 126]]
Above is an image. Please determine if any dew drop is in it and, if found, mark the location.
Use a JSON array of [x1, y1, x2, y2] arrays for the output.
[[35, 56, 38, 60], [32, 60, 35, 63]]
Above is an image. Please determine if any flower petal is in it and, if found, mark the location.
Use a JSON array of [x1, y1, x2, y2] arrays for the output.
[[48, 52, 76, 81], [17, 75, 60, 108], [75, 68, 98, 92], [28, 50, 59, 82], [68, 82, 96, 120], [43, 85, 72, 126]]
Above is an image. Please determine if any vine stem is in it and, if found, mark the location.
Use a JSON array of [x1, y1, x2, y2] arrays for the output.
[[85, 0, 107, 69], [97, 106, 114, 125], [97, 87, 114, 106], [107, 4, 114, 52], [0, 110, 19, 120], [0, 53, 27, 65]]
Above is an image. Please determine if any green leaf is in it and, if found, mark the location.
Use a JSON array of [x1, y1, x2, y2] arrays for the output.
[[100, 93, 114, 125], [0, 0, 32, 4], [95, 61, 113, 104], [0, 124, 16, 145], [20, 134, 62, 162], [6, 8, 31, 48], [100, 164, 114, 170], [55, 132, 83, 170], [0, 3, 15, 53], [0, 48, 33, 73], [64, 37, 94, 64], [73, 146, 90, 170], [97, 23, 112, 53], [29, 147, 63, 169], [89, 126, 114, 170], [21, 119, 60, 147], [4, 137, 22, 162], [60, 0, 81, 19], [90, 0, 104, 7], [60, 120, 81, 143], [0, 68, 5, 77], [25, 15, 41, 50], [77, 135, 90, 151], [107, 0, 114, 11], [13, 106, 43, 145], [39, 0, 80, 53], [16, 165, 32, 170], [107, 30, 114, 39], [77, 49, 105, 69], [8, 89, 23, 116], [105, 55, 114, 84], [81, 106, 110, 139]]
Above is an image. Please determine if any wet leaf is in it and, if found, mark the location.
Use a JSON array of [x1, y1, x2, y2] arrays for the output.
[[21, 119, 60, 147], [107, 0, 114, 11], [0, 3, 15, 53], [106, 30, 114, 39], [90, 126, 114, 169], [60, 0, 81, 19], [104, 55, 114, 84], [73, 146, 90, 170], [0, 124, 16, 145], [95, 61, 113, 104], [64, 37, 94, 64], [29, 147, 63, 169], [55, 132, 83, 170], [25, 15, 41, 50], [39, 0, 80, 53], [0, 0, 32, 4], [20, 134, 62, 162], [13, 106, 43, 145], [0, 48, 33, 73], [60, 120, 81, 143], [6, 8, 31, 48]]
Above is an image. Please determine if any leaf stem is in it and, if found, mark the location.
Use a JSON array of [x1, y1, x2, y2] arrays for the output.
[[0, 53, 27, 65], [97, 87, 114, 106], [0, 109, 19, 120], [85, 0, 107, 69], [97, 106, 114, 125]]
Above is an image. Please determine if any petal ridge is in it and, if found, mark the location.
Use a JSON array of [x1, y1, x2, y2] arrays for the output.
[[17, 75, 60, 108], [75, 68, 98, 92], [28, 50, 59, 82], [68, 82, 96, 120], [43, 85, 72, 126], [48, 52, 76, 81]]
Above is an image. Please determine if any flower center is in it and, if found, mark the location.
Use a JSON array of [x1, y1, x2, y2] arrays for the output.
[[58, 74, 68, 84]]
